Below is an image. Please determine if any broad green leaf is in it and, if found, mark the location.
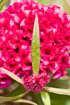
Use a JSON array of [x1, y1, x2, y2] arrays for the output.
[[31, 14, 40, 75], [45, 87, 70, 95], [66, 68, 70, 76], [51, 79, 70, 89], [0, 0, 8, 11], [50, 92, 70, 105], [0, 91, 29, 103], [1, 68, 22, 84], [13, 99, 37, 105], [35, 93, 44, 105], [41, 91, 51, 105], [65, 100, 70, 105], [7, 85, 26, 97], [28, 92, 44, 105]]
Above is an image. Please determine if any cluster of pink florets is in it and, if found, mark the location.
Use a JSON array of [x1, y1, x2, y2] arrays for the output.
[[0, 1, 70, 92], [23, 73, 50, 92]]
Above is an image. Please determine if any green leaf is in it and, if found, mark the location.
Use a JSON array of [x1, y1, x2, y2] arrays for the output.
[[0, 68, 22, 84], [35, 93, 44, 105], [68, 50, 70, 54], [38, 0, 50, 5], [51, 79, 70, 88], [0, 91, 29, 103], [7, 85, 26, 97], [41, 91, 51, 105], [13, 99, 37, 105], [0, 0, 8, 11], [45, 87, 70, 95], [31, 14, 40, 75], [28, 92, 44, 105], [65, 100, 70, 105], [0, 96, 18, 103], [49, 92, 70, 105], [10, 0, 16, 5], [66, 68, 70, 76], [60, 0, 70, 15]]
